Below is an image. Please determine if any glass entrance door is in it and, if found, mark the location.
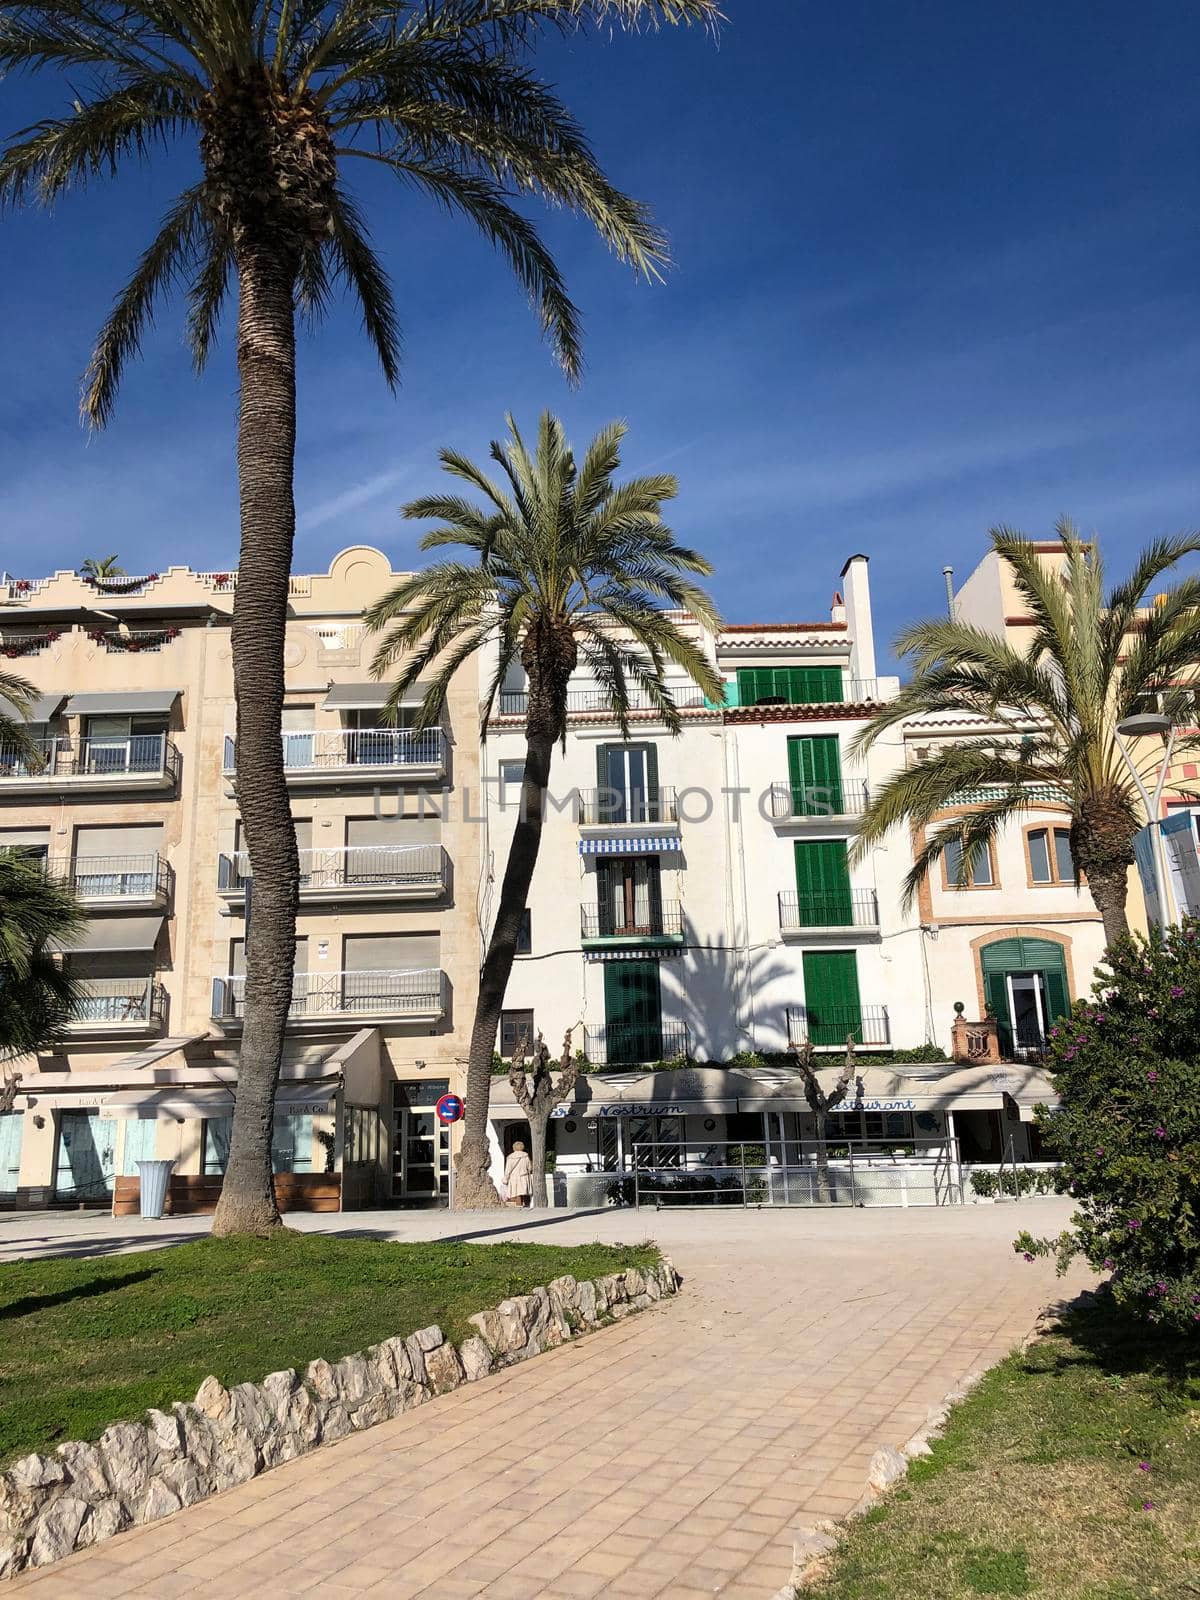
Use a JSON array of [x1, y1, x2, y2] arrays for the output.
[[54, 1110, 116, 1202], [1006, 973, 1047, 1057], [392, 1079, 450, 1204]]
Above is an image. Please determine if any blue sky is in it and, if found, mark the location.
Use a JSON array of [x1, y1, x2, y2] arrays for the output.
[[1, 0, 1197, 664]]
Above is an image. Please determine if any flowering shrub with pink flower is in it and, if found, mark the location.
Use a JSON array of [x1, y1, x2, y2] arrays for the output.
[[1015, 921, 1200, 1332]]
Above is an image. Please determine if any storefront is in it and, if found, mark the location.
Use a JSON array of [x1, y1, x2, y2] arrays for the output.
[[7, 1029, 383, 1213], [487, 1061, 1059, 1208]]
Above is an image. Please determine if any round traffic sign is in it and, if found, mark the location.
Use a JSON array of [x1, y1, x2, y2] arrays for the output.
[[435, 1092, 465, 1125]]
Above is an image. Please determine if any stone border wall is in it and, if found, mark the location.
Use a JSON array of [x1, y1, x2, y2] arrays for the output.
[[1, 1259, 679, 1579]]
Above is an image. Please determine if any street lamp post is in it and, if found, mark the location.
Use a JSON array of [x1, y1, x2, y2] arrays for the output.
[[1114, 711, 1177, 927]]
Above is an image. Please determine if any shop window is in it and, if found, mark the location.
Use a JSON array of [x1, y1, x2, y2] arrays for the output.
[[201, 1113, 314, 1176]]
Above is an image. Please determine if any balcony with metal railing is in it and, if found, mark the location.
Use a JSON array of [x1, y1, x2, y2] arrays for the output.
[[582, 1023, 690, 1067], [580, 900, 684, 947], [496, 684, 710, 719], [66, 977, 167, 1036], [211, 967, 446, 1027], [777, 888, 880, 936], [217, 845, 448, 904], [786, 1004, 891, 1050], [223, 727, 447, 785], [577, 787, 680, 829], [768, 779, 870, 826], [60, 853, 172, 908], [0, 734, 181, 792]]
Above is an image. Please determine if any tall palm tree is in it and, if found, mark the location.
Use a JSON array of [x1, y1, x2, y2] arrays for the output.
[[78, 555, 125, 580], [366, 411, 722, 1206], [0, 0, 720, 1234], [0, 849, 86, 1062], [853, 523, 1200, 947]]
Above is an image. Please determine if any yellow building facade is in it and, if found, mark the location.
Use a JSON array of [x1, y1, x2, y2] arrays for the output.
[[0, 547, 481, 1211]]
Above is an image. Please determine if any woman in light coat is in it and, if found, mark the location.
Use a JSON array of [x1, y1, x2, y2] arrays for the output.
[[503, 1140, 533, 1207]]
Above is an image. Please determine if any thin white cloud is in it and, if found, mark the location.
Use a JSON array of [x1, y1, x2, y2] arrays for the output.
[[298, 468, 407, 532]]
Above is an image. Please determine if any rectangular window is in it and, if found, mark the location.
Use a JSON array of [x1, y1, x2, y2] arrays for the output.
[[499, 760, 525, 807], [515, 909, 532, 955], [597, 857, 662, 935], [500, 1009, 534, 1057], [1027, 826, 1075, 885], [944, 838, 994, 887]]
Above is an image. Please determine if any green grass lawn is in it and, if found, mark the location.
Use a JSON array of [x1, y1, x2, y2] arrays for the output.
[[803, 1300, 1200, 1600], [0, 1232, 658, 1467]]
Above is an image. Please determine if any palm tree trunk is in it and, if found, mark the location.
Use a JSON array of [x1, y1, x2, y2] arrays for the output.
[[455, 727, 556, 1209], [211, 243, 300, 1238], [1086, 861, 1130, 949]]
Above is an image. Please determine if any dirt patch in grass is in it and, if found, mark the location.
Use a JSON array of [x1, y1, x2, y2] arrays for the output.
[[803, 1301, 1200, 1600], [0, 1232, 659, 1466]]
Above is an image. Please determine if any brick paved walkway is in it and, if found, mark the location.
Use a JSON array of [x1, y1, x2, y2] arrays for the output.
[[7, 1200, 1088, 1599]]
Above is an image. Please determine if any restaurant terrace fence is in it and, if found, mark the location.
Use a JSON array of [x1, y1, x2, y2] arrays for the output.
[[629, 1136, 964, 1208]]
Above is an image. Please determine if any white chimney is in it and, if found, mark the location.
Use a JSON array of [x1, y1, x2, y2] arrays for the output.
[[839, 553, 876, 681]]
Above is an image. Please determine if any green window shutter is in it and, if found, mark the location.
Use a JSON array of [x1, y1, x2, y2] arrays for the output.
[[595, 744, 611, 791], [787, 735, 843, 815], [802, 951, 862, 1046], [794, 840, 852, 925], [642, 743, 660, 812], [787, 667, 843, 704], [736, 668, 762, 705], [604, 960, 662, 1064], [1042, 967, 1069, 1027], [984, 969, 1013, 1056]]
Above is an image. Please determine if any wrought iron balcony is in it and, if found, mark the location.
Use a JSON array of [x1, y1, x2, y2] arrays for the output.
[[768, 780, 870, 823], [217, 844, 448, 902], [223, 727, 447, 784], [582, 1023, 691, 1067], [67, 977, 167, 1034], [0, 734, 180, 790], [777, 888, 879, 933], [581, 901, 684, 942], [212, 967, 446, 1026], [60, 853, 172, 907], [786, 1004, 891, 1049], [577, 787, 679, 826]]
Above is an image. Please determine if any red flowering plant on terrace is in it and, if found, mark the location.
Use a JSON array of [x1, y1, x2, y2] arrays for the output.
[[1016, 921, 1200, 1331]]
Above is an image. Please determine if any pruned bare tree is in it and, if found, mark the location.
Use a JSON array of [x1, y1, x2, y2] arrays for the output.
[[508, 1026, 582, 1208], [788, 1035, 860, 1203]]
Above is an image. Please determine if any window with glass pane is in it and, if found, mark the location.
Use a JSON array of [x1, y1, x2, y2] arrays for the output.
[[500, 1009, 534, 1056], [515, 909, 532, 954], [945, 837, 993, 886], [1053, 828, 1074, 881], [1027, 829, 1052, 883]]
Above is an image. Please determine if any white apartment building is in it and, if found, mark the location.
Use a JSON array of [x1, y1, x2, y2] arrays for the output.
[[480, 556, 1064, 1204]]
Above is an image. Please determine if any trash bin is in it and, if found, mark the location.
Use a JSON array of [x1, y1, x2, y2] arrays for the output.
[[136, 1159, 175, 1219]]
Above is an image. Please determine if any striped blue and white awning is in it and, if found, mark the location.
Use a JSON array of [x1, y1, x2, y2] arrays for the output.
[[583, 946, 674, 962], [578, 836, 679, 855]]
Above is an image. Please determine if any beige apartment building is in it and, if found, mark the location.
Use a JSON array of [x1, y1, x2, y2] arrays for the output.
[[0, 547, 480, 1212]]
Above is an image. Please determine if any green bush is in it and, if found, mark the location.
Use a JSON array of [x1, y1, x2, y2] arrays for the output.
[[1015, 922, 1200, 1332], [971, 1167, 1061, 1199]]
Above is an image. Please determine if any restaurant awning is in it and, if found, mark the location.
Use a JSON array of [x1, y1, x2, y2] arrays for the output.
[[0, 692, 64, 723], [64, 689, 181, 716], [101, 1075, 341, 1120], [51, 915, 164, 954], [323, 681, 432, 711], [578, 837, 680, 855]]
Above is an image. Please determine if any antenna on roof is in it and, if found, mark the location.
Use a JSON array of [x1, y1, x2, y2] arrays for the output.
[[942, 566, 955, 619]]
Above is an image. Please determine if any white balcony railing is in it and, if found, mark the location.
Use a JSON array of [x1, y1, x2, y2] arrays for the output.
[[217, 845, 446, 895], [212, 968, 445, 1023], [0, 734, 179, 784], [63, 853, 171, 903], [223, 727, 446, 776]]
